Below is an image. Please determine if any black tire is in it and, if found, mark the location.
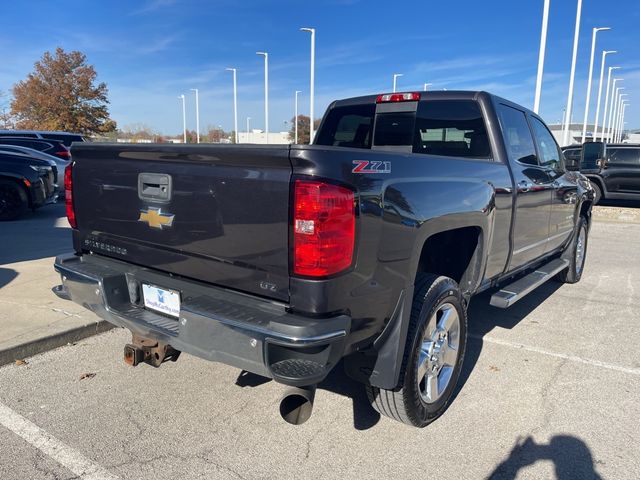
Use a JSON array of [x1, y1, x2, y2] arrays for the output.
[[0, 179, 28, 221], [557, 216, 589, 284], [366, 274, 467, 427], [589, 181, 602, 205]]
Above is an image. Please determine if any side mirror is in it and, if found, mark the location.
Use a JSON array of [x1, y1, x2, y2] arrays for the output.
[[581, 142, 605, 171]]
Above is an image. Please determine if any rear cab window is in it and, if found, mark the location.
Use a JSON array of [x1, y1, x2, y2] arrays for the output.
[[316, 98, 492, 159]]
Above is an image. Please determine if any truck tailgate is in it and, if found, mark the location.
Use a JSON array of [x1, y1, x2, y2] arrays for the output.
[[71, 144, 292, 302]]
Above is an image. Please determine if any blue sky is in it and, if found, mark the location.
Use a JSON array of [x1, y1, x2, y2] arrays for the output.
[[1, 0, 639, 135]]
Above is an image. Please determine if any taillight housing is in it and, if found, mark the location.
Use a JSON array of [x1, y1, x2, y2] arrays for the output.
[[55, 149, 71, 159], [64, 163, 77, 228], [293, 179, 355, 277]]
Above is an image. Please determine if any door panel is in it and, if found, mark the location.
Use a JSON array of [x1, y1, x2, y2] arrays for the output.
[[495, 104, 552, 269], [602, 148, 640, 194], [528, 116, 575, 254]]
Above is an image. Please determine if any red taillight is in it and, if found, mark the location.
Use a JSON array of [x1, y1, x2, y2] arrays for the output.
[[64, 163, 77, 228], [293, 180, 355, 277], [56, 149, 71, 159], [376, 92, 421, 103]]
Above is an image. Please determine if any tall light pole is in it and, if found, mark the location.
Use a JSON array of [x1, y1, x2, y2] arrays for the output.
[[246, 117, 251, 143], [534, 0, 551, 114], [607, 83, 624, 142], [392, 73, 403, 93], [423, 83, 432, 91], [593, 51, 616, 141], [178, 94, 186, 143], [190, 88, 200, 143], [613, 95, 628, 142], [562, 0, 583, 146], [256, 52, 269, 144], [294, 90, 301, 144], [618, 103, 629, 143], [581, 27, 610, 143], [300, 27, 315, 144], [225, 68, 238, 144], [599, 66, 620, 140]]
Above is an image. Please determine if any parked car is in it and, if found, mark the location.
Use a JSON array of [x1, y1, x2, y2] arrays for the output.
[[0, 152, 56, 220], [562, 143, 640, 204], [0, 145, 67, 196], [54, 90, 593, 427], [0, 130, 87, 148], [0, 137, 70, 162]]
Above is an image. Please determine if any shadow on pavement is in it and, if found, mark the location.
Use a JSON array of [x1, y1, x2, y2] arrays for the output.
[[0, 267, 18, 289], [234, 364, 381, 430], [599, 198, 640, 208], [452, 281, 562, 404], [489, 435, 602, 479], [0, 203, 70, 266]]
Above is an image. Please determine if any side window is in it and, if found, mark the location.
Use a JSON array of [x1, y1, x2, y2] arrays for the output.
[[607, 148, 640, 165], [412, 100, 491, 158], [496, 104, 538, 166], [530, 116, 564, 171], [315, 104, 375, 149]]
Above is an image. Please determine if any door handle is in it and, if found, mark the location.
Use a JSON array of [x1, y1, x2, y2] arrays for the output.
[[518, 180, 533, 192]]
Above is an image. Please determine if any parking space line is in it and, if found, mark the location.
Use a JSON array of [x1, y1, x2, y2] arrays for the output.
[[471, 334, 640, 376], [0, 402, 119, 480]]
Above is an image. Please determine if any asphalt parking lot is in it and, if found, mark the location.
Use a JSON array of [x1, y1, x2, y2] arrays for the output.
[[0, 203, 639, 479]]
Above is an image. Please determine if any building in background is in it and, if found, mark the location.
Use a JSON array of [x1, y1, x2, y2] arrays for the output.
[[626, 129, 640, 143], [237, 130, 291, 144], [547, 124, 597, 146]]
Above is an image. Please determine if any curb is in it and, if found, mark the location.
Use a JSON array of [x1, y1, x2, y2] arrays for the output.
[[0, 320, 115, 367]]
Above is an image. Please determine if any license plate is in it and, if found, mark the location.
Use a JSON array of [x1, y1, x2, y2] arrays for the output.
[[142, 284, 181, 318]]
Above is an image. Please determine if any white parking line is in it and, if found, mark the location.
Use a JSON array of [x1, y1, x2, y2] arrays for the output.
[[0, 402, 118, 480], [471, 334, 640, 376]]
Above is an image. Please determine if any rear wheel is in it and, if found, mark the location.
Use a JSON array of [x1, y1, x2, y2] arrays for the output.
[[589, 181, 602, 205], [366, 274, 467, 427], [0, 180, 28, 221], [557, 216, 589, 284]]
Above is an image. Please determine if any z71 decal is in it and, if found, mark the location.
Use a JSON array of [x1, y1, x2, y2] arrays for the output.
[[352, 160, 391, 174]]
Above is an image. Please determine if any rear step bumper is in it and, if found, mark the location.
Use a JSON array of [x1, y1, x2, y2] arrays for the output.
[[490, 258, 569, 308], [53, 253, 350, 387]]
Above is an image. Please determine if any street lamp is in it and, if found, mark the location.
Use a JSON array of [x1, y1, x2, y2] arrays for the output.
[[581, 27, 610, 143], [256, 52, 269, 144], [178, 94, 186, 143], [300, 27, 316, 143], [294, 90, 301, 144], [607, 83, 624, 142], [612, 95, 627, 142], [392, 73, 403, 93], [533, 0, 550, 114], [225, 68, 238, 144], [599, 66, 621, 141], [562, 0, 583, 146], [246, 117, 251, 143], [593, 51, 616, 141], [190, 88, 200, 143], [423, 83, 432, 92], [618, 103, 629, 143]]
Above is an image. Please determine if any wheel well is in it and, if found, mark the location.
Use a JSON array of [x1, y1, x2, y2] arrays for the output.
[[416, 227, 482, 285], [586, 176, 604, 196], [0, 175, 31, 208], [580, 200, 592, 221]]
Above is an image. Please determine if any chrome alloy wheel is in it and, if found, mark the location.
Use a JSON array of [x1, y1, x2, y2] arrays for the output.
[[575, 225, 587, 275], [417, 302, 461, 404]]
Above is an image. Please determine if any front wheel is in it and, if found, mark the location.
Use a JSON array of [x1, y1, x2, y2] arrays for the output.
[[557, 216, 589, 284], [589, 181, 602, 205], [366, 274, 467, 427], [0, 180, 28, 221]]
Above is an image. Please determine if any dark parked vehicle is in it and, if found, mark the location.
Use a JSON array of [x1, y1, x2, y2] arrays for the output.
[[0, 152, 55, 220], [563, 143, 640, 204], [0, 137, 70, 161], [0, 130, 86, 148], [54, 91, 593, 427], [0, 145, 67, 196]]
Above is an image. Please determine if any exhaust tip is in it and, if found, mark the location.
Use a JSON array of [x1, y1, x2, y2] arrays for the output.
[[279, 386, 316, 425]]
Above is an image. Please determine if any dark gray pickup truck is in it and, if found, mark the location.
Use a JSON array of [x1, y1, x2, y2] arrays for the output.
[[54, 91, 593, 427]]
